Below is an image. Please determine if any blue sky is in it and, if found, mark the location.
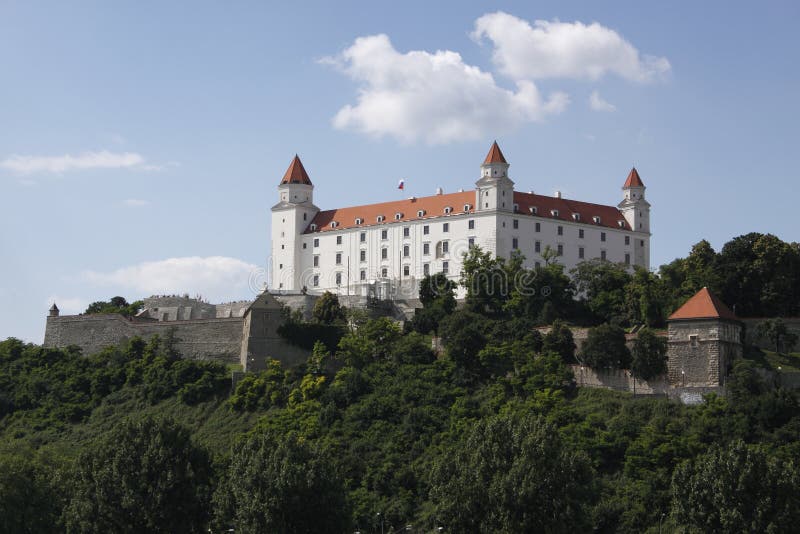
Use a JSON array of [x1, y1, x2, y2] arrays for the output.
[[2, 1, 798, 342]]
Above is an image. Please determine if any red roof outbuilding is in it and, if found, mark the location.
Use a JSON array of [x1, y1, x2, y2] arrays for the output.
[[668, 287, 738, 321]]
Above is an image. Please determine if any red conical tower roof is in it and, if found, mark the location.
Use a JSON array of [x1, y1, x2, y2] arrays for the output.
[[280, 155, 313, 185], [668, 287, 738, 321], [483, 141, 507, 164], [623, 167, 644, 188]]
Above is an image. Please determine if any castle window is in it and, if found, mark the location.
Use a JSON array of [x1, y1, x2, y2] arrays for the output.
[[381, 267, 388, 278], [444, 206, 452, 214], [403, 227, 410, 238], [593, 216, 601, 224], [360, 232, 366, 242], [279, 263, 283, 269], [310, 224, 318, 231], [381, 248, 388, 260], [423, 225, 430, 235], [443, 222, 449, 233], [303, 213, 307, 221], [535, 241, 541, 253], [579, 229, 584, 239], [512, 237, 519, 250], [535, 261, 541, 268], [513, 203, 519, 213], [313, 275, 319, 287], [335, 253, 342, 265], [557, 244, 563, 256], [423, 243, 430, 255], [331, 221, 339, 228], [313, 255, 319, 267], [303, 243, 307, 249], [529, 206, 538, 215], [442, 261, 449, 275], [403, 245, 410, 257], [468, 237, 475, 247], [690, 335, 699, 348], [336, 235, 342, 245], [335, 272, 342, 285], [313, 238, 319, 247], [618, 220, 626, 228], [360, 250, 366, 262], [625, 253, 631, 265], [601, 250, 607, 261], [403, 265, 410, 276], [640, 240, 645, 247], [601, 232, 606, 242], [557, 225, 563, 236], [535, 222, 541, 232], [281, 245, 285, 250], [377, 215, 385, 222], [355, 217, 363, 225], [360, 270, 366, 281], [551, 209, 559, 217], [513, 219, 519, 229], [579, 247, 584, 259], [381, 229, 388, 240], [468, 220, 475, 230], [463, 204, 472, 212], [442, 241, 449, 254], [625, 235, 630, 245], [417, 210, 426, 217], [395, 213, 403, 220], [423, 263, 430, 276]]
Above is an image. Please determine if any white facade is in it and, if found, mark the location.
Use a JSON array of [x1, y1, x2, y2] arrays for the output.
[[270, 145, 651, 300]]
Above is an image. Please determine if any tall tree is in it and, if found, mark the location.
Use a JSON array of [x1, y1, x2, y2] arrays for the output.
[[312, 291, 347, 325], [580, 324, 631, 369], [64, 416, 213, 533], [215, 430, 349, 533], [631, 328, 668, 380], [571, 259, 632, 324]]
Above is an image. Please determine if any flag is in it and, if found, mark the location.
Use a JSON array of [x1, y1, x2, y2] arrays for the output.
[[397, 179, 405, 190]]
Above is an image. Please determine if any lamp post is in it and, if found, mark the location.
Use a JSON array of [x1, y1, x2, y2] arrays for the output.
[[376, 512, 384, 534]]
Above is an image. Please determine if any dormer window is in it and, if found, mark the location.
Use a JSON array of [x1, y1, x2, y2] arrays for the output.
[[513, 203, 519, 213], [551, 209, 559, 217], [310, 223, 317, 231], [330, 221, 339, 228], [444, 206, 452, 214], [593, 216, 601, 224], [377, 215, 385, 223], [463, 204, 472, 212], [572, 213, 580, 221], [394, 213, 403, 220], [529, 206, 538, 215], [417, 210, 426, 217], [355, 217, 363, 225], [618, 220, 626, 228]]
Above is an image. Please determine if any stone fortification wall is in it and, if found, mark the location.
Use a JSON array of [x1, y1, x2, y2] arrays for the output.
[[140, 296, 251, 321], [667, 320, 742, 388], [571, 365, 669, 394], [44, 314, 244, 364]]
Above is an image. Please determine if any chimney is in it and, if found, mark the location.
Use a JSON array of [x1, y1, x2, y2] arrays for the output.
[[555, 190, 562, 199], [436, 187, 443, 195]]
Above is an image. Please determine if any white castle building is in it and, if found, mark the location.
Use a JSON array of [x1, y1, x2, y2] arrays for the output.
[[270, 142, 651, 300]]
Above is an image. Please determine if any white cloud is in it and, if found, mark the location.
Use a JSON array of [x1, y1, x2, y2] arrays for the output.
[[123, 198, 150, 207], [83, 256, 261, 302], [324, 34, 569, 144], [46, 295, 86, 315], [472, 12, 671, 83], [1, 150, 152, 174], [589, 91, 616, 112]]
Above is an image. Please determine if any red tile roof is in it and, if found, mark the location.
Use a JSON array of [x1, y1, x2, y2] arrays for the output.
[[280, 155, 313, 185], [513, 191, 631, 230], [668, 287, 739, 321], [305, 190, 630, 233], [483, 141, 507, 164], [623, 167, 644, 188]]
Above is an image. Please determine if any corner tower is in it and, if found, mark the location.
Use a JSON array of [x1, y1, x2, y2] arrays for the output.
[[271, 155, 319, 292], [618, 167, 651, 269], [475, 141, 514, 212]]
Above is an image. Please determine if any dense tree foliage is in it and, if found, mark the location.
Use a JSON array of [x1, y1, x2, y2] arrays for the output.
[[312, 291, 347, 325], [631, 328, 668, 380], [84, 296, 143, 317], [756, 318, 798, 354], [64, 416, 213, 533], [580, 324, 631, 369]]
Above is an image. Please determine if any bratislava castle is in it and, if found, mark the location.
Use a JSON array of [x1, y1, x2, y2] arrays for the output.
[[271, 142, 651, 299]]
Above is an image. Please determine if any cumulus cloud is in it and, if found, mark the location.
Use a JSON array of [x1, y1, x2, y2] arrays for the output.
[[83, 256, 261, 302], [0, 150, 153, 174], [472, 12, 671, 82], [324, 34, 569, 144], [589, 91, 617, 112]]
